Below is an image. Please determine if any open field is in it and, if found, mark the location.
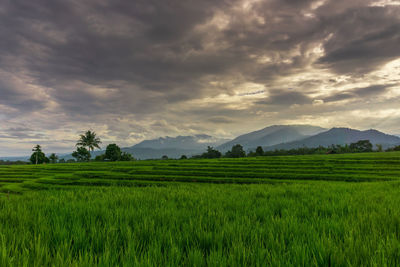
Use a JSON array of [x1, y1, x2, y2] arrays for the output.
[[1, 152, 400, 265]]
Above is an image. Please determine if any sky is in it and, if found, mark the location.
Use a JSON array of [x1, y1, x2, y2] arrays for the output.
[[0, 0, 400, 156]]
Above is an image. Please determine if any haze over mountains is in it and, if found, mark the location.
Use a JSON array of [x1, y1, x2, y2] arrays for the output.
[[2, 125, 400, 161]]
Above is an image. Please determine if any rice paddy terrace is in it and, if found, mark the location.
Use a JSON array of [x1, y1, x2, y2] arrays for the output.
[[1, 152, 400, 193], [1, 152, 400, 266]]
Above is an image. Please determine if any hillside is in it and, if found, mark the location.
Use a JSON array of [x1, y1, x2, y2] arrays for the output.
[[122, 147, 199, 160], [127, 135, 228, 159], [217, 125, 325, 152], [132, 135, 227, 150], [267, 128, 400, 150]]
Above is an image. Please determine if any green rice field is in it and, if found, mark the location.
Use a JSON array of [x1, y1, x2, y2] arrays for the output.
[[1, 152, 400, 266]]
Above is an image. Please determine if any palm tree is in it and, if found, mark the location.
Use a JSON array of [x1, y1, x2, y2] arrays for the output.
[[76, 130, 102, 153], [32, 144, 42, 165]]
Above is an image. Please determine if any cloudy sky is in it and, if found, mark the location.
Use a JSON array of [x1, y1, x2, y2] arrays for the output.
[[0, 0, 400, 156]]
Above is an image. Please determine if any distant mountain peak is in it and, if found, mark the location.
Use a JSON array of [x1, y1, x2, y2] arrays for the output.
[[267, 127, 400, 151]]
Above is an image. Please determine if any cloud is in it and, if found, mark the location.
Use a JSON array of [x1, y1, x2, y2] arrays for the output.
[[317, 5, 400, 74], [0, 0, 399, 155], [323, 84, 392, 102], [207, 116, 235, 124], [257, 90, 313, 105]]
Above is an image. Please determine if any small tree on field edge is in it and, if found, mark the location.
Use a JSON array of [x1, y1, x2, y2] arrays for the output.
[[104, 144, 122, 161], [49, 153, 58, 163], [255, 146, 264, 156], [225, 144, 246, 158]]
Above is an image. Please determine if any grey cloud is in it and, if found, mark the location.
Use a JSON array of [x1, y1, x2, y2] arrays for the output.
[[317, 6, 400, 74], [257, 90, 313, 106], [207, 116, 235, 124], [0, 77, 46, 113], [323, 93, 354, 103], [1, 0, 398, 115], [0, 127, 46, 139], [323, 84, 391, 103]]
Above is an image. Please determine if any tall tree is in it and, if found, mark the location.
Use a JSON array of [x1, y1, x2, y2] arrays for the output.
[[225, 144, 246, 158], [32, 145, 41, 165], [30, 145, 47, 164], [76, 130, 102, 153], [104, 144, 122, 161], [201, 146, 222, 159]]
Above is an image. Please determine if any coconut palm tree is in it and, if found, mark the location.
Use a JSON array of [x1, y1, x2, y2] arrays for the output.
[[31, 144, 42, 165], [76, 130, 102, 153]]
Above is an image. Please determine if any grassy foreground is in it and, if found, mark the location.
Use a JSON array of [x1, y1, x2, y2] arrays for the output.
[[0, 152, 400, 266], [1, 183, 400, 266]]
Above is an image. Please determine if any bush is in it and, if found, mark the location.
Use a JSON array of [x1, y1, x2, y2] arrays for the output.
[[72, 147, 91, 162], [120, 152, 134, 161], [255, 146, 264, 156], [201, 147, 222, 159], [225, 144, 246, 158], [349, 140, 373, 153], [95, 154, 106, 161]]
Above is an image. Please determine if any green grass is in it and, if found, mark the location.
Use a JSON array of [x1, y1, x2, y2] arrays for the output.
[[0, 152, 400, 265], [1, 183, 400, 266]]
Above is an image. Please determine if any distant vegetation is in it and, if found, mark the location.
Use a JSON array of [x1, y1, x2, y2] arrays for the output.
[[191, 140, 386, 159], [95, 144, 134, 162], [25, 130, 135, 164]]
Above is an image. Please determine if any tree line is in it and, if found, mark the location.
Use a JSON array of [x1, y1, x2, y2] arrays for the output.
[[179, 140, 400, 160], [18, 134, 400, 165], [29, 130, 134, 164]]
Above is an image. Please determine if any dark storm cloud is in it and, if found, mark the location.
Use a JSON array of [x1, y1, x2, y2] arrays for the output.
[[208, 116, 235, 124], [0, 77, 46, 113], [317, 4, 400, 74], [0, 0, 399, 113], [319, 23, 400, 74], [256, 90, 312, 106], [323, 84, 392, 103]]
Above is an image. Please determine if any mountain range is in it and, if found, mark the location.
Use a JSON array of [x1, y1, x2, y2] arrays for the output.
[[114, 125, 400, 159], [121, 135, 228, 159], [268, 128, 400, 151], [3, 125, 400, 161], [216, 125, 326, 152]]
